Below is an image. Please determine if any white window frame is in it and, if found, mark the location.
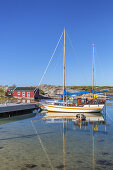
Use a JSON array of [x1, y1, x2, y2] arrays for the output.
[[27, 92, 30, 97], [22, 92, 25, 97], [18, 92, 20, 95]]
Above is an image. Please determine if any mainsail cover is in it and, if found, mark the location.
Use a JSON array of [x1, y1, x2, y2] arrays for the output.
[[92, 89, 108, 94], [62, 90, 90, 96], [61, 89, 108, 97]]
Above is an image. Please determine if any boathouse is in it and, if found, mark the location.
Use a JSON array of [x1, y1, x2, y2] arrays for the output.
[[7, 87, 39, 99]]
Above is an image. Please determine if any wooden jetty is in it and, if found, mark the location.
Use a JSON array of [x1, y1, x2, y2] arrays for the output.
[[0, 103, 37, 118]]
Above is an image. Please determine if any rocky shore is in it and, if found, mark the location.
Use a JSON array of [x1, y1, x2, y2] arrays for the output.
[[39, 84, 111, 98]]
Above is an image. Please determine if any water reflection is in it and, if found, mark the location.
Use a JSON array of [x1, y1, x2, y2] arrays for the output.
[[42, 112, 106, 122], [0, 110, 112, 169], [40, 112, 107, 170], [0, 112, 36, 125]]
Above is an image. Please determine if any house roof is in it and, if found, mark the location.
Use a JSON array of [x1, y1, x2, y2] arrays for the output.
[[8, 87, 15, 91], [14, 87, 36, 91]]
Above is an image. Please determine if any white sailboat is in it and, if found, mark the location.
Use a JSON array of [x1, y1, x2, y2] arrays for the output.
[[43, 29, 106, 113]]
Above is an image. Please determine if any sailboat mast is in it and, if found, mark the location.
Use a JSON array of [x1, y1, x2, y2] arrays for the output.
[[63, 28, 65, 103], [92, 44, 94, 92]]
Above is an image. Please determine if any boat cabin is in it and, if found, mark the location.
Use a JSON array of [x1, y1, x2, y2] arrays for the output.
[[58, 97, 105, 106], [72, 98, 105, 106]]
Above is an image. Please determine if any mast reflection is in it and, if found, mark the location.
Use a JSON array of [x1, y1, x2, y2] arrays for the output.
[[42, 112, 107, 170]]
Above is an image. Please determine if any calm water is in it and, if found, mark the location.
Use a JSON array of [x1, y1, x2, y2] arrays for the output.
[[0, 104, 113, 170]]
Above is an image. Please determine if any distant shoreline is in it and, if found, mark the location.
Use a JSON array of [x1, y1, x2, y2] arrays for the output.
[[38, 84, 113, 95]]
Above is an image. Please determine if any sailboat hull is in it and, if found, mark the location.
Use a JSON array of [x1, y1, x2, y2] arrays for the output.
[[43, 104, 104, 113]]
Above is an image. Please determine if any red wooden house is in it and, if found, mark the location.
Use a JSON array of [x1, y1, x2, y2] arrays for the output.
[[7, 87, 39, 99]]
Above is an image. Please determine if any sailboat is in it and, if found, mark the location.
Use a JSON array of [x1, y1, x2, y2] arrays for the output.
[[43, 28, 107, 113]]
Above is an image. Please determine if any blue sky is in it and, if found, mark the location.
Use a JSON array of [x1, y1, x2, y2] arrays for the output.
[[0, 0, 113, 86]]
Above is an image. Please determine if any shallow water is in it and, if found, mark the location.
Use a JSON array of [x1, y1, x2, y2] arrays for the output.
[[0, 105, 113, 169]]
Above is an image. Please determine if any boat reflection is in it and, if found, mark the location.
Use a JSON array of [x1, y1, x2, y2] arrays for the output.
[[42, 112, 106, 124], [0, 112, 36, 125], [42, 112, 107, 170]]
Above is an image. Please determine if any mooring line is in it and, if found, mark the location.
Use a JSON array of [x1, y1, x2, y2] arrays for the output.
[[30, 120, 54, 170]]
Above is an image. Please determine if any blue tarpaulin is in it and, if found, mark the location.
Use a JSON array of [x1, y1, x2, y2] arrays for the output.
[[61, 89, 108, 97], [92, 89, 108, 94], [61, 90, 90, 97]]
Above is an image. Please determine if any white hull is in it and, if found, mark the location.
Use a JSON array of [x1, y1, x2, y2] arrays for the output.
[[43, 104, 104, 113]]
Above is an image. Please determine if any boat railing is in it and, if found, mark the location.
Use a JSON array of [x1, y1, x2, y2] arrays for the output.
[[45, 100, 72, 106], [86, 99, 105, 105], [44, 98, 105, 107]]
